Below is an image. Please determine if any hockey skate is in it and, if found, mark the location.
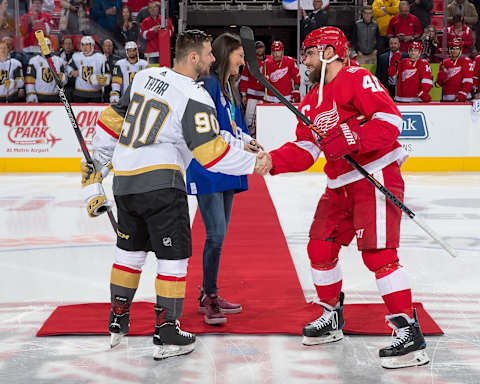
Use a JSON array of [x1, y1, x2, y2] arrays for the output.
[[302, 292, 345, 345], [379, 309, 429, 369], [152, 306, 196, 360], [108, 296, 130, 348]]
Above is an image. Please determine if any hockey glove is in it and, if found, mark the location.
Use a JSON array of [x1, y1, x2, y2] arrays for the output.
[[110, 92, 120, 104], [456, 92, 467, 102], [320, 122, 360, 161], [418, 91, 431, 102], [292, 90, 301, 103], [81, 161, 113, 218], [91, 74, 108, 86]]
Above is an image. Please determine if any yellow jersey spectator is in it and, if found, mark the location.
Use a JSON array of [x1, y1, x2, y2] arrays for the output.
[[373, 0, 400, 36]]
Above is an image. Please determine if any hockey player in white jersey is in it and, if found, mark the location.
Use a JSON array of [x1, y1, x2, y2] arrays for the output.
[[66, 36, 111, 103], [110, 41, 147, 103], [25, 38, 67, 103], [0, 41, 24, 103], [81, 29, 271, 360]]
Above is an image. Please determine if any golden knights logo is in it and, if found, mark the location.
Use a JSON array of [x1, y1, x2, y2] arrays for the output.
[[42, 67, 54, 83], [0, 69, 8, 85], [128, 71, 136, 84], [82, 66, 93, 82]]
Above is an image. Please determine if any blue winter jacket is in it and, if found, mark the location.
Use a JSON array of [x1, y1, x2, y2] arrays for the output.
[[186, 75, 250, 195], [90, 0, 122, 32]]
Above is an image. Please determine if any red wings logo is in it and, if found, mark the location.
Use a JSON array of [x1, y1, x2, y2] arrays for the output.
[[313, 101, 339, 134], [446, 66, 462, 80], [269, 67, 289, 82], [401, 69, 417, 82]]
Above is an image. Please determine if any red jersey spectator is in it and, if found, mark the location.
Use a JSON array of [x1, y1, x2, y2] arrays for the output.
[[436, 39, 474, 101], [387, 1, 423, 53], [265, 40, 300, 102], [389, 40, 433, 101], [446, 16, 474, 56], [122, 0, 149, 17], [473, 54, 480, 97], [140, 1, 174, 64], [239, 40, 266, 132], [20, 0, 53, 54]]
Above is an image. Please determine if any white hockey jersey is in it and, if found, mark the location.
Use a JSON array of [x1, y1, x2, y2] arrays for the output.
[[25, 55, 67, 102], [111, 58, 148, 99], [0, 58, 24, 98], [66, 52, 111, 98], [93, 67, 257, 196]]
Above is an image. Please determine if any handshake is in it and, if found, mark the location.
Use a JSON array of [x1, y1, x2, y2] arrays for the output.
[[254, 151, 272, 176]]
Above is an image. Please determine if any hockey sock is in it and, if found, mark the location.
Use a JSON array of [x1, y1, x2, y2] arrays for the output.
[[155, 274, 186, 321], [110, 263, 141, 310], [376, 263, 413, 317]]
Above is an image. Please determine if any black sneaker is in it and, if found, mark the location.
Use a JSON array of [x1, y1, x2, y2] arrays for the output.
[[108, 296, 130, 348], [302, 292, 345, 345], [379, 309, 429, 369]]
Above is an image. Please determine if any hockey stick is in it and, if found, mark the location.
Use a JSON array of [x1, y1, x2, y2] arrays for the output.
[[35, 30, 118, 233], [240, 26, 457, 258]]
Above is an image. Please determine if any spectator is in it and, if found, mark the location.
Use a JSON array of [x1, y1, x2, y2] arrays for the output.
[[102, 38, 120, 102], [446, 15, 474, 55], [42, 0, 55, 13], [117, 5, 139, 45], [352, 5, 380, 64], [59, 36, 76, 99], [408, 0, 433, 28], [59, 0, 89, 37], [66, 35, 110, 103], [388, 40, 433, 101], [436, 39, 474, 101], [419, 25, 439, 62], [186, 32, 262, 326], [0, 41, 24, 103], [110, 41, 147, 103], [447, 0, 479, 29], [90, 0, 122, 39], [387, 1, 423, 53], [20, 0, 54, 54], [2, 36, 28, 71], [122, 0, 149, 18], [239, 40, 266, 135], [300, 0, 329, 42], [265, 41, 300, 102], [140, 1, 174, 65], [372, 0, 399, 37], [0, 0, 14, 40], [377, 36, 408, 98], [25, 38, 67, 103]]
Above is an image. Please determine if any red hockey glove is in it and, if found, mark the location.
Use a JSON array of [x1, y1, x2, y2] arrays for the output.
[[456, 92, 467, 102], [292, 90, 300, 103], [435, 70, 446, 87], [320, 122, 360, 161], [418, 91, 431, 102]]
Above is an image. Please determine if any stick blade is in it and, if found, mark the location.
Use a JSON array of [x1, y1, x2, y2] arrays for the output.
[[240, 26, 260, 77]]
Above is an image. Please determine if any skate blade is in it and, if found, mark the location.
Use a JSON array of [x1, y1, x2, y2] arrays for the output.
[[302, 330, 344, 346], [110, 332, 126, 348], [381, 350, 430, 369], [153, 342, 196, 360]]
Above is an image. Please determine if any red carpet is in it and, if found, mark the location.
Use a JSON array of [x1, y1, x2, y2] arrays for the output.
[[37, 175, 443, 337]]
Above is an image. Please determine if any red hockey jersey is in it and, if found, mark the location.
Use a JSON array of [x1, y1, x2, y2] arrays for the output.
[[140, 16, 174, 56], [269, 66, 406, 189], [446, 25, 474, 55], [473, 55, 480, 94], [239, 58, 266, 100], [436, 56, 474, 101], [389, 58, 432, 102], [265, 55, 300, 102]]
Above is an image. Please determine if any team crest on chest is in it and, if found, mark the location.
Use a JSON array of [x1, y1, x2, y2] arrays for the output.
[[0, 69, 8, 85], [82, 66, 94, 81], [401, 69, 417, 82], [42, 67, 53, 83], [313, 101, 339, 133]]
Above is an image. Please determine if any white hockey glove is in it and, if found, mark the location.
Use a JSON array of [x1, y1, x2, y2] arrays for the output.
[[4, 79, 14, 90], [26, 94, 38, 103], [93, 74, 108, 86], [81, 161, 113, 218], [110, 92, 120, 104]]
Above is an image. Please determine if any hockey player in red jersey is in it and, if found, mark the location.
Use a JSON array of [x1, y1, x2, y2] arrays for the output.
[[473, 54, 480, 98], [389, 41, 433, 102], [436, 39, 474, 102], [265, 26, 429, 369], [265, 40, 301, 103], [240, 40, 267, 134]]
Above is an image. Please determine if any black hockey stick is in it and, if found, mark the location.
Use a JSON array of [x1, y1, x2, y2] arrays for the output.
[[240, 26, 457, 258], [35, 30, 118, 233]]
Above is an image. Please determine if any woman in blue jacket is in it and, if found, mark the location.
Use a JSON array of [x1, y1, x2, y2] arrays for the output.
[[187, 32, 262, 325]]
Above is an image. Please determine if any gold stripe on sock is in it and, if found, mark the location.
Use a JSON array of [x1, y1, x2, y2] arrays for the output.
[[155, 279, 186, 299], [110, 267, 141, 289]]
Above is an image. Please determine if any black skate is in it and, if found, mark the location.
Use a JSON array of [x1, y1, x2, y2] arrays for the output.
[[152, 306, 196, 360], [302, 292, 345, 345], [108, 296, 130, 348], [379, 309, 429, 369]]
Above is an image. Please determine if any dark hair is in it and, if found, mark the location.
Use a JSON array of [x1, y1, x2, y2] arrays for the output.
[[175, 29, 212, 62], [117, 6, 133, 28], [212, 32, 242, 107], [362, 5, 373, 12]]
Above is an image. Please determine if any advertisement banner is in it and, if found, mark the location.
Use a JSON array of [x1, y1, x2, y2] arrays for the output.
[[0, 104, 106, 158]]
